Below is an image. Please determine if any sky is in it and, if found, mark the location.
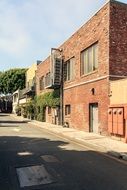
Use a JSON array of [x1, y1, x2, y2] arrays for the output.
[[0, 0, 127, 71]]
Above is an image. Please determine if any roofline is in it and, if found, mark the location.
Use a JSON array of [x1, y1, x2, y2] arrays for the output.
[[39, 0, 127, 65], [109, 0, 127, 6]]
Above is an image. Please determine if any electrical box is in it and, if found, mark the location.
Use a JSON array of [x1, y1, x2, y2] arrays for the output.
[[108, 107, 124, 136], [113, 108, 118, 134], [117, 108, 124, 135]]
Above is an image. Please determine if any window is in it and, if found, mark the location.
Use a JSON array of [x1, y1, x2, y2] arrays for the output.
[[45, 72, 51, 87], [64, 57, 75, 81], [40, 76, 45, 90], [65, 105, 71, 115], [81, 43, 98, 75]]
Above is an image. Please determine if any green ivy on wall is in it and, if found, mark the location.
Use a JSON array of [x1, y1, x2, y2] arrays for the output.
[[25, 90, 60, 121]]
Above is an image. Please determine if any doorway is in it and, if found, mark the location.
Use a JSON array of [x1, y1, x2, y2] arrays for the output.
[[89, 103, 99, 133]]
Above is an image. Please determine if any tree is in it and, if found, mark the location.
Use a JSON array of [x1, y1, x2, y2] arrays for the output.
[[0, 68, 27, 94]]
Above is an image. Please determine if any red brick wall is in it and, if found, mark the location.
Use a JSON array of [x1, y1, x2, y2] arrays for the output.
[[35, 1, 127, 134], [60, 3, 110, 133], [59, 2, 109, 89], [64, 78, 109, 134], [36, 57, 52, 95], [109, 1, 127, 77]]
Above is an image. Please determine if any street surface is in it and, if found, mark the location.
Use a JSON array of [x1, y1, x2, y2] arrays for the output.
[[0, 113, 127, 190]]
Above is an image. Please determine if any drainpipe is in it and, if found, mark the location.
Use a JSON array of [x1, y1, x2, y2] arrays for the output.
[[60, 58, 64, 126]]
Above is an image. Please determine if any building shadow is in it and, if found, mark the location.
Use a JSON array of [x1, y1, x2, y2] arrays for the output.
[[0, 135, 126, 190], [0, 114, 10, 117], [0, 120, 28, 124]]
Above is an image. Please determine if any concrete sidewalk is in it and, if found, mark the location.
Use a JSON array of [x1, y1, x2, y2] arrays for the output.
[[11, 114, 127, 161]]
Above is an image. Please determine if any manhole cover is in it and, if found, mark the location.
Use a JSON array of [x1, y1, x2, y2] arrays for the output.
[[41, 155, 59, 163], [16, 165, 55, 188]]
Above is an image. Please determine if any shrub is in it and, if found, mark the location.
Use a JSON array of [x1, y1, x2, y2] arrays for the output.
[[26, 101, 35, 120], [37, 113, 44, 122], [21, 106, 27, 118], [15, 105, 21, 116], [20, 90, 60, 121]]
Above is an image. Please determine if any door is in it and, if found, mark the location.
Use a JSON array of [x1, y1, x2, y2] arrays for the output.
[[89, 103, 99, 133]]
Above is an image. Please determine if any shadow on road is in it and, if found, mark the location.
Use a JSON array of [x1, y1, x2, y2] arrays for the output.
[[0, 135, 126, 190], [0, 114, 10, 117], [0, 120, 28, 124]]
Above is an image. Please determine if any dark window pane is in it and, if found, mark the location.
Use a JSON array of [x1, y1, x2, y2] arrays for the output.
[[65, 105, 71, 115]]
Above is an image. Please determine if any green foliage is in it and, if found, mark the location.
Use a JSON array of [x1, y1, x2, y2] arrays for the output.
[[37, 113, 44, 122], [35, 90, 60, 108], [15, 90, 60, 122], [21, 106, 27, 118], [26, 101, 34, 114], [25, 101, 35, 119], [34, 90, 60, 122], [0, 68, 27, 94], [15, 105, 21, 116]]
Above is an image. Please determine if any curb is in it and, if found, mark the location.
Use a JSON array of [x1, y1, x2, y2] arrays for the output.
[[9, 114, 127, 162], [107, 152, 127, 161], [29, 120, 127, 162]]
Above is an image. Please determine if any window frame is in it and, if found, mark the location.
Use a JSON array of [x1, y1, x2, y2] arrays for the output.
[[65, 105, 71, 116], [80, 42, 98, 76], [64, 57, 75, 82], [45, 72, 51, 87], [39, 76, 45, 90]]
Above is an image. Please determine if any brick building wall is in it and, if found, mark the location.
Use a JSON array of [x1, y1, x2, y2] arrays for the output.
[[64, 79, 109, 133], [109, 1, 127, 77], [36, 57, 52, 95], [36, 57, 60, 124], [62, 0, 127, 134], [59, 2, 110, 134], [60, 2, 109, 86], [35, 0, 127, 135]]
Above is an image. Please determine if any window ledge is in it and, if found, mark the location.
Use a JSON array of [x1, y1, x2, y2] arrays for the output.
[[65, 115, 71, 118], [64, 79, 75, 84], [81, 70, 98, 78]]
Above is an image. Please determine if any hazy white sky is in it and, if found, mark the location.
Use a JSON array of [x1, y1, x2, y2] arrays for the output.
[[0, 0, 127, 71]]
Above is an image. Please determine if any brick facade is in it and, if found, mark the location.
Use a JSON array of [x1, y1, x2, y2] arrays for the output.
[[36, 57, 60, 124], [35, 0, 127, 136], [59, 2, 110, 134], [36, 57, 51, 96], [109, 1, 127, 77], [64, 79, 109, 134]]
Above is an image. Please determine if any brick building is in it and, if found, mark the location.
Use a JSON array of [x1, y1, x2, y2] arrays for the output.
[[36, 0, 127, 138], [36, 57, 61, 124]]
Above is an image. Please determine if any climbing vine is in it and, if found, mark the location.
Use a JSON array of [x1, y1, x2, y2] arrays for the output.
[[24, 90, 60, 121]]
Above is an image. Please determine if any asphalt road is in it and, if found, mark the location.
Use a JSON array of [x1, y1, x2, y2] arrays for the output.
[[0, 113, 127, 190]]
